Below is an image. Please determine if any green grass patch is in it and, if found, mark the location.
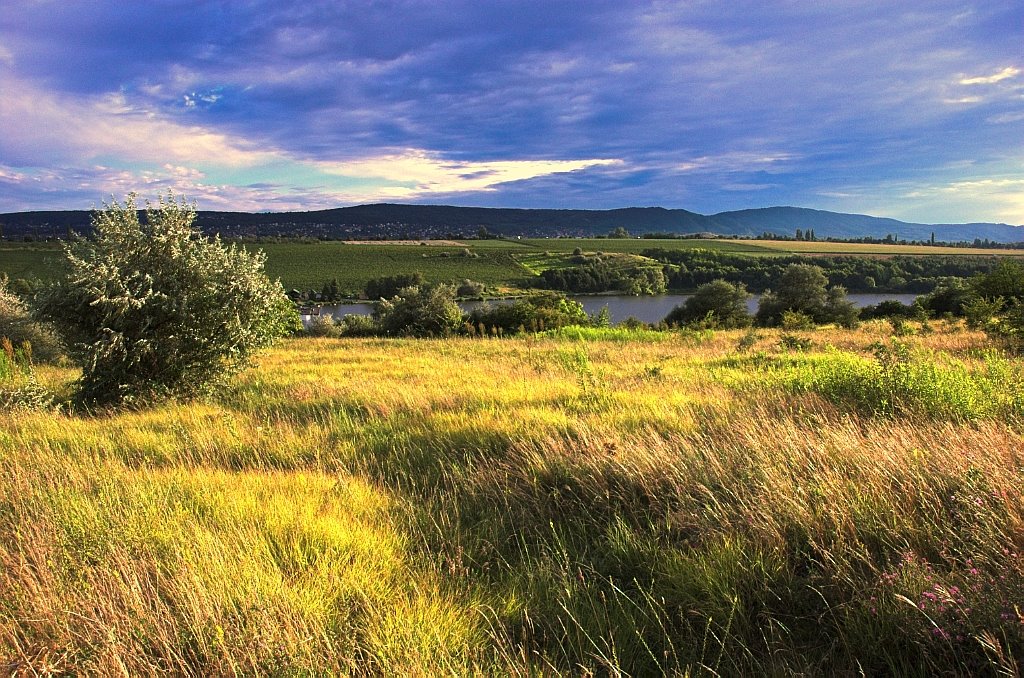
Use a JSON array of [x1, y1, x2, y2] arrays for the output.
[[0, 243, 65, 282], [254, 242, 534, 292], [519, 238, 778, 255], [536, 325, 670, 342]]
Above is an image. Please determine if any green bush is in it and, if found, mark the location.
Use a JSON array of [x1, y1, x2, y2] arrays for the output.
[[468, 291, 590, 335], [36, 194, 297, 406], [756, 264, 858, 327], [372, 284, 463, 337], [456, 279, 485, 298], [664, 280, 752, 329], [0, 277, 63, 362], [305, 314, 341, 338]]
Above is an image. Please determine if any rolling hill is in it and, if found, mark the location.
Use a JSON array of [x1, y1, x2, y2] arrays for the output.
[[1, 203, 1022, 243]]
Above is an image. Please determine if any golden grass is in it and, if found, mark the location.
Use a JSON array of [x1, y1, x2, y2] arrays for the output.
[[1, 322, 1021, 674]]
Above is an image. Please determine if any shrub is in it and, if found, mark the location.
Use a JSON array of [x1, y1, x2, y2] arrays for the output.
[[373, 284, 463, 337], [305, 314, 341, 338], [779, 342, 1022, 420], [963, 296, 1005, 329], [756, 264, 857, 327], [467, 291, 589, 335], [780, 310, 814, 331], [0, 277, 63, 362], [336, 313, 379, 337], [663, 280, 751, 329], [456, 279, 485, 298], [35, 194, 297, 406]]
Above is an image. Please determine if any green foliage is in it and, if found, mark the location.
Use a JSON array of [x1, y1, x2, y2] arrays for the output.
[[467, 291, 590, 335], [963, 296, 1005, 329], [917, 279, 973, 317], [780, 310, 814, 331], [777, 342, 1023, 420], [539, 256, 667, 295], [664, 280, 752, 328], [757, 264, 858, 327], [36, 194, 297, 406], [0, 277, 63, 362], [305, 314, 341, 338], [455, 279, 485, 298], [372, 284, 463, 337], [778, 333, 812, 351], [537, 325, 670, 342], [971, 259, 1024, 300], [365, 272, 426, 300], [335, 313, 378, 337], [736, 328, 760, 352]]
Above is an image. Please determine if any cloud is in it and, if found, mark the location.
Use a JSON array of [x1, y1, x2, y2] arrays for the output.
[[1, 1, 1022, 223], [959, 66, 1020, 85], [318, 151, 620, 197]]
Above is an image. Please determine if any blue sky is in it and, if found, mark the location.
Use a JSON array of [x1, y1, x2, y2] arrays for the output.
[[1, 1, 1022, 224]]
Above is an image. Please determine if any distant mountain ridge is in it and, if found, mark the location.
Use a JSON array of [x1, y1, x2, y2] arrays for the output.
[[1, 203, 1022, 243]]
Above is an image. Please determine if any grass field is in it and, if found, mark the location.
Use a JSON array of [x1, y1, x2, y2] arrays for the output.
[[2, 323, 1022, 674], [730, 239, 1024, 256], [0, 244, 65, 282], [251, 242, 531, 293], [519, 237, 778, 255]]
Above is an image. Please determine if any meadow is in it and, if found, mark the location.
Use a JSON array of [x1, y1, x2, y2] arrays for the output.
[[2, 321, 1022, 674]]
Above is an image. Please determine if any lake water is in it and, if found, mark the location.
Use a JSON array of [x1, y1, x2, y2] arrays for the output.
[[305, 293, 919, 325]]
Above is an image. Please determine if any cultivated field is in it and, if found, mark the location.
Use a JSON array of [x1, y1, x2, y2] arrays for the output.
[[3, 322, 1022, 674], [732, 239, 1024, 256]]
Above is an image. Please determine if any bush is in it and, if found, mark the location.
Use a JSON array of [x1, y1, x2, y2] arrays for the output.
[[0, 277, 63, 362], [456, 279, 486, 298], [756, 264, 857, 327], [373, 284, 463, 337], [35, 194, 297, 406], [663, 280, 751, 329], [468, 291, 589, 335], [305, 314, 341, 338], [336, 313, 378, 337]]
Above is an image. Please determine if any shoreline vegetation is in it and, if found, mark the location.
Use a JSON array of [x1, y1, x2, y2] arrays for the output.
[[2, 323, 1022, 674]]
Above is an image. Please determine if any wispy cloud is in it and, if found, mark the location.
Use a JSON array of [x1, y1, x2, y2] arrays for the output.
[[959, 66, 1020, 85]]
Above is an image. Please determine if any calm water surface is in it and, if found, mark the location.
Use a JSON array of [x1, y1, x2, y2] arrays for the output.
[[306, 293, 919, 325]]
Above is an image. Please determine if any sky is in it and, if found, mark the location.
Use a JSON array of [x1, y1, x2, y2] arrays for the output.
[[1, 1, 1022, 225]]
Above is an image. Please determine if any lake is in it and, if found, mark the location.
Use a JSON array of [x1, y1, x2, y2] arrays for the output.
[[305, 293, 920, 325]]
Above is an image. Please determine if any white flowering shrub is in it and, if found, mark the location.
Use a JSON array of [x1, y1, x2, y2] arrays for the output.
[[37, 194, 298, 406]]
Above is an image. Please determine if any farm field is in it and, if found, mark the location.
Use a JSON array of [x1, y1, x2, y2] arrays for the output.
[[731, 239, 1024, 256], [0, 243, 64, 282], [3, 323, 1022, 674], [250, 242, 530, 294], [518, 237, 778, 255]]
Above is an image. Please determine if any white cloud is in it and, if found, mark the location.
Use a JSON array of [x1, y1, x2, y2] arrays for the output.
[[674, 151, 797, 174], [959, 66, 1020, 85], [318, 150, 620, 197], [0, 71, 282, 168]]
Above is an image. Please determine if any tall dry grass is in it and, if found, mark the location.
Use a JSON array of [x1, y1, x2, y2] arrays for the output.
[[0, 320, 1021, 674]]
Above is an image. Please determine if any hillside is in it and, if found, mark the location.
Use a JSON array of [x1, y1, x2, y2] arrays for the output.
[[2, 203, 1022, 243]]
